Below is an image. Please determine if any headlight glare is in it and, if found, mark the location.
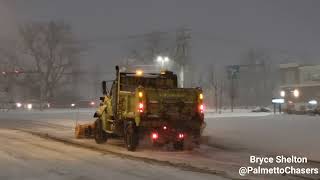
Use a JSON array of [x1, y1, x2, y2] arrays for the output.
[[308, 100, 317, 105], [293, 89, 299, 98]]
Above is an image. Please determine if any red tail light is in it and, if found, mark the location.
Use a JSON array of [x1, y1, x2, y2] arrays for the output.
[[178, 133, 184, 139], [199, 104, 204, 113], [138, 102, 144, 112], [151, 132, 158, 140]]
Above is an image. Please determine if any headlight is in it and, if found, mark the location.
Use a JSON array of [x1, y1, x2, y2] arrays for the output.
[[293, 89, 299, 98], [136, 70, 143, 76], [27, 104, 32, 110], [280, 90, 285, 97], [16, 102, 22, 108], [308, 100, 318, 105]]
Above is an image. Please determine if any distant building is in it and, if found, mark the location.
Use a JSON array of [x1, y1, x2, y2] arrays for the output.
[[280, 63, 320, 87], [279, 63, 320, 112]]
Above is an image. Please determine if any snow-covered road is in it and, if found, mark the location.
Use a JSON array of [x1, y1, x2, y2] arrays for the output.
[[0, 129, 222, 180], [0, 109, 319, 180]]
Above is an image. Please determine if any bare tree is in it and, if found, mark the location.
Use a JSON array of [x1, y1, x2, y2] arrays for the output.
[[239, 48, 272, 107], [0, 43, 21, 103], [123, 31, 170, 70], [19, 21, 82, 107], [209, 66, 219, 112], [218, 79, 224, 113], [144, 31, 166, 62], [174, 27, 191, 87]]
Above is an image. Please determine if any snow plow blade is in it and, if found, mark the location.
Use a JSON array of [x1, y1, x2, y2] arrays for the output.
[[74, 123, 95, 139]]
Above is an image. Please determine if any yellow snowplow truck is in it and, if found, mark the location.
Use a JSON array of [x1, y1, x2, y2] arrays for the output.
[[93, 66, 205, 151]]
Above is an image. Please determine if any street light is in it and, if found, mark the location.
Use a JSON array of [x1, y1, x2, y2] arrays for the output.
[[156, 56, 163, 62], [293, 89, 299, 98], [16, 102, 22, 108], [156, 56, 170, 70], [27, 104, 33, 110]]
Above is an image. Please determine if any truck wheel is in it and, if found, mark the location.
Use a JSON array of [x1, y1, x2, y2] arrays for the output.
[[84, 126, 93, 138], [94, 119, 107, 144], [125, 122, 138, 151], [173, 141, 184, 151]]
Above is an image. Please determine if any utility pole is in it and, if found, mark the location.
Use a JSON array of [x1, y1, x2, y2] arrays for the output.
[[219, 80, 224, 114], [175, 27, 191, 88], [227, 65, 240, 112], [214, 83, 218, 113], [209, 65, 218, 112], [230, 77, 234, 112], [262, 60, 267, 106]]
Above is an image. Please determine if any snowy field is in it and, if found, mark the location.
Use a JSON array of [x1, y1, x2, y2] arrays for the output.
[[205, 113, 320, 162], [205, 108, 272, 118]]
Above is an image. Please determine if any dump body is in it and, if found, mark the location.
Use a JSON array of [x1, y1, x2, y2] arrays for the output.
[[137, 88, 203, 128], [116, 71, 204, 130]]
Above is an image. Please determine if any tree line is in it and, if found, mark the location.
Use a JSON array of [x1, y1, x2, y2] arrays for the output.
[[0, 21, 84, 108]]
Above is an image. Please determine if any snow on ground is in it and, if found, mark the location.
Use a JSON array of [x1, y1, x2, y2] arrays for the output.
[[206, 113, 271, 118], [205, 109, 272, 118], [0, 108, 272, 123], [0, 108, 94, 128], [204, 114, 320, 161], [1, 108, 271, 120], [1, 108, 319, 162], [0, 118, 249, 179], [0, 109, 319, 179], [0, 129, 222, 180]]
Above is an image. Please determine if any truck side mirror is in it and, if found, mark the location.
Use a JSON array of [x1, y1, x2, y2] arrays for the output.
[[100, 97, 105, 101], [102, 81, 107, 95]]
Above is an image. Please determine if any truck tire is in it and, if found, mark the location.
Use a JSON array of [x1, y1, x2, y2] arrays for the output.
[[124, 122, 138, 151], [94, 119, 108, 144], [84, 126, 93, 138], [173, 141, 184, 151]]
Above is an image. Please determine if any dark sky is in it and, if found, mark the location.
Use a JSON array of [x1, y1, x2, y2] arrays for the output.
[[1, 0, 320, 69]]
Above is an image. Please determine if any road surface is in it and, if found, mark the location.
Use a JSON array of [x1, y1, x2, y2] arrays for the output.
[[0, 109, 319, 180], [0, 129, 223, 180]]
